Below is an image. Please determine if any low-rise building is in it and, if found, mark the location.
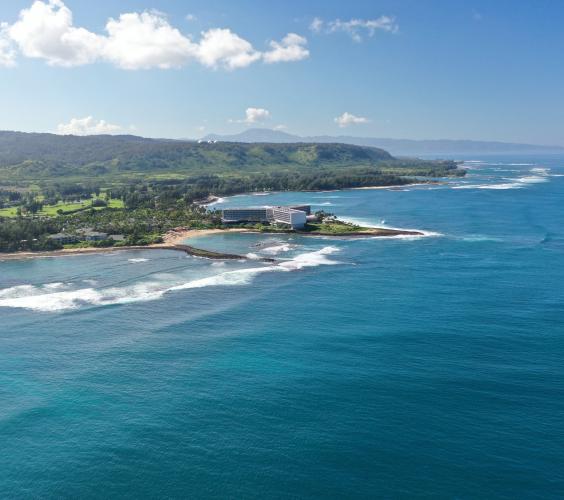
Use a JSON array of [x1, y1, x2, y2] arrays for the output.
[[48, 233, 79, 244], [82, 230, 108, 241]]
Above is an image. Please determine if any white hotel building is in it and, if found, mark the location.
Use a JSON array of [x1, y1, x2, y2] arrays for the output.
[[221, 205, 310, 229]]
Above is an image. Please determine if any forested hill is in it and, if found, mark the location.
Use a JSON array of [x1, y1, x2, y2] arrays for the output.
[[0, 131, 395, 180]]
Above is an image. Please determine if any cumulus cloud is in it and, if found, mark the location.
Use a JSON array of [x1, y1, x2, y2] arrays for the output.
[[263, 33, 309, 63], [334, 112, 369, 128], [195, 28, 261, 69], [8, 0, 104, 66], [0, 23, 16, 67], [103, 12, 195, 69], [240, 107, 271, 124], [57, 116, 123, 135], [310, 16, 398, 42], [1, 0, 309, 70]]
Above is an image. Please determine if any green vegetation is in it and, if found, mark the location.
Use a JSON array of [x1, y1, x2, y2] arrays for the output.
[[301, 221, 366, 234], [0, 132, 464, 253], [0, 131, 462, 183]]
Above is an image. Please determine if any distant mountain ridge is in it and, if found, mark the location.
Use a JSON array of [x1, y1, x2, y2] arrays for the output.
[[202, 128, 564, 155], [0, 130, 394, 180]]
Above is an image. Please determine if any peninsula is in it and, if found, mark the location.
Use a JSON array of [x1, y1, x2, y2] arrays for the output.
[[0, 132, 456, 256]]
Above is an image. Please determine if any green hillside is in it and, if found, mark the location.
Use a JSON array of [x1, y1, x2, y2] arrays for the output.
[[0, 131, 402, 180]]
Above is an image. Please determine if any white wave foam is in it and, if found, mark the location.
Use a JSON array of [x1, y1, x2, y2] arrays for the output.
[[454, 182, 524, 190], [278, 246, 341, 270], [338, 217, 441, 239], [128, 258, 149, 263], [0, 282, 166, 312], [0, 247, 342, 312], [0, 282, 69, 299], [458, 235, 502, 242], [454, 167, 550, 190], [260, 243, 295, 255], [204, 197, 226, 206], [169, 267, 276, 291]]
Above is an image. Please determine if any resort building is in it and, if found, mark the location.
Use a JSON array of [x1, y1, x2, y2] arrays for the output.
[[221, 205, 310, 229], [270, 206, 307, 229], [221, 208, 272, 224]]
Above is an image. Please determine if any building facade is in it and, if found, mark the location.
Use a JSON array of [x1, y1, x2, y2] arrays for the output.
[[221, 205, 309, 229], [270, 206, 307, 229], [221, 208, 271, 223]]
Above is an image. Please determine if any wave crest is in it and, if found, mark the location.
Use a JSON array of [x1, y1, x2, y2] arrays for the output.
[[0, 247, 342, 312]]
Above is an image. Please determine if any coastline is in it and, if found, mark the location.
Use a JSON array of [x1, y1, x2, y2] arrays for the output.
[[350, 182, 440, 190], [0, 229, 251, 262], [0, 225, 424, 263]]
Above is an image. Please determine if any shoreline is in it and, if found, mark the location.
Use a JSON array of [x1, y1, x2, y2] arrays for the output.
[[349, 182, 441, 191], [198, 182, 441, 205], [0, 228, 252, 262], [0, 225, 424, 262]]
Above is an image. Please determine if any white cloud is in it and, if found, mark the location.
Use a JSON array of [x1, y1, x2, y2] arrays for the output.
[[8, 0, 104, 66], [244, 107, 271, 123], [0, 22, 16, 67], [311, 16, 398, 42], [185, 14, 197, 22], [1, 0, 310, 70], [195, 28, 261, 69], [309, 17, 323, 34], [334, 112, 369, 128], [57, 116, 123, 135], [231, 107, 271, 124], [263, 33, 309, 63], [103, 11, 195, 69]]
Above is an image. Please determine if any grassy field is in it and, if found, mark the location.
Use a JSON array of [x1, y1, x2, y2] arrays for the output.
[[302, 222, 364, 234], [0, 197, 124, 218]]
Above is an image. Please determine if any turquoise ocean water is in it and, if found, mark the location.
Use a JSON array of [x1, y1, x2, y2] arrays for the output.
[[1, 156, 564, 498]]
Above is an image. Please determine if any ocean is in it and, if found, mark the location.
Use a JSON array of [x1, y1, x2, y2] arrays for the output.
[[1, 155, 563, 498]]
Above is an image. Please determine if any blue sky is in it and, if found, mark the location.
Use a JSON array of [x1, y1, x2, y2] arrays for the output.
[[0, 0, 563, 144]]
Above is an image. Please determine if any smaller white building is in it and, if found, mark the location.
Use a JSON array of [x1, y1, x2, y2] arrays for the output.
[[271, 206, 307, 229]]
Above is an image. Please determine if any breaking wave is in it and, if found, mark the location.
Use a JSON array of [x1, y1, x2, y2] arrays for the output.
[[454, 167, 551, 190], [458, 235, 503, 243], [338, 217, 442, 239], [204, 197, 226, 206], [0, 246, 342, 313], [260, 243, 295, 255], [128, 258, 149, 263]]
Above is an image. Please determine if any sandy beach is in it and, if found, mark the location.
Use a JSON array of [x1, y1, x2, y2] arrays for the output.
[[0, 228, 251, 262], [0, 224, 423, 262], [162, 227, 250, 245]]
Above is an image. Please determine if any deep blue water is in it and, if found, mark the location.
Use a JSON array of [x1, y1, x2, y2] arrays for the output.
[[1, 155, 564, 498]]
